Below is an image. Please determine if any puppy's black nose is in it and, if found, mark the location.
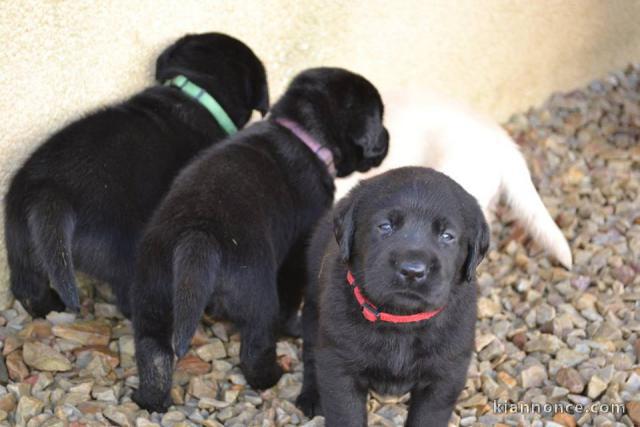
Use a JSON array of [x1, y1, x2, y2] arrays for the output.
[[398, 260, 427, 283]]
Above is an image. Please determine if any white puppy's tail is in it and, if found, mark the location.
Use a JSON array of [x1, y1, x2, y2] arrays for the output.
[[499, 139, 573, 269]]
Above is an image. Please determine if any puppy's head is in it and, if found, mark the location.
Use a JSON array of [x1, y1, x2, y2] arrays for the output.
[[334, 167, 489, 312], [270, 67, 389, 177], [155, 32, 269, 118]]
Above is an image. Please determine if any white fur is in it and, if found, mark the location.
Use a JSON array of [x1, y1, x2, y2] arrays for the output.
[[336, 92, 573, 269]]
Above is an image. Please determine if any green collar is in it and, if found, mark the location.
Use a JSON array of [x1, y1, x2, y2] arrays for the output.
[[164, 74, 238, 135]]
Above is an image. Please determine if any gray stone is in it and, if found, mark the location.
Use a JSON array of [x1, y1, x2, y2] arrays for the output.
[[521, 364, 548, 388]]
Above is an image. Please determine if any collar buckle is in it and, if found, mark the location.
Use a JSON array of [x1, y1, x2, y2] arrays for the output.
[[361, 301, 380, 321]]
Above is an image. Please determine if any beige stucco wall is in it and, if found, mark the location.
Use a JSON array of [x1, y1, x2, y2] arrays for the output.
[[1, 0, 639, 307]]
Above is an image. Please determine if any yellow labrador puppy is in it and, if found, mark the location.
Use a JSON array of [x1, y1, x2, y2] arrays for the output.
[[336, 91, 572, 269]]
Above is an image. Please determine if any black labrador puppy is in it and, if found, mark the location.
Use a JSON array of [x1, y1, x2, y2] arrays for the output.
[[4, 33, 268, 318], [296, 167, 489, 427], [131, 67, 389, 412]]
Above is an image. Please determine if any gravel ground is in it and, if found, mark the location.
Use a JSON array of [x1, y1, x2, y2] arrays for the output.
[[0, 65, 639, 427]]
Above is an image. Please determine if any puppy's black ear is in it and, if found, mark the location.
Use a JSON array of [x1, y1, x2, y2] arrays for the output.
[[154, 48, 172, 82], [333, 198, 356, 263], [253, 80, 270, 117], [462, 217, 490, 282], [155, 37, 186, 82], [244, 64, 269, 117]]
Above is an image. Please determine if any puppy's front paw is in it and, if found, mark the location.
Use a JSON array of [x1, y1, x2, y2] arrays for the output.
[[132, 389, 171, 413], [244, 363, 283, 390], [296, 387, 322, 417]]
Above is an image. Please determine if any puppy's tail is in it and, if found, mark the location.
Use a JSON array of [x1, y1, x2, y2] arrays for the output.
[[172, 232, 220, 357], [499, 136, 573, 269], [24, 186, 81, 311]]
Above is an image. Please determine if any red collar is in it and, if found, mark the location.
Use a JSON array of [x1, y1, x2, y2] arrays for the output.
[[346, 270, 444, 323]]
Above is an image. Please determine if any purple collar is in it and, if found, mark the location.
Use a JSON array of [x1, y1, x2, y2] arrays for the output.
[[275, 118, 336, 177]]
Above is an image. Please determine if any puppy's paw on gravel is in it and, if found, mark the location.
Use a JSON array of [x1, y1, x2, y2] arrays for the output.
[[296, 387, 322, 417], [244, 363, 284, 390], [132, 389, 171, 414]]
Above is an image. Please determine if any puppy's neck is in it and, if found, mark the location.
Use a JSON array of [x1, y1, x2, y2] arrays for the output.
[[346, 271, 445, 324], [274, 118, 336, 176], [163, 70, 252, 130], [165, 75, 238, 135]]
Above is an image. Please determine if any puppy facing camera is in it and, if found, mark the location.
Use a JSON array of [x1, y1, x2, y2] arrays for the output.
[[297, 167, 489, 427]]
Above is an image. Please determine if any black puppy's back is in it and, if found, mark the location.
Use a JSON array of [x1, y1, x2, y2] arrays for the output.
[[131, 67, 389, 412], [131, 121, 337, 411], [4, 33, 268, 318]]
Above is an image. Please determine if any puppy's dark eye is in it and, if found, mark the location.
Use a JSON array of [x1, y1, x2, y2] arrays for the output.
[[377, 222, 393, 234], [439, 231, 455, 243]]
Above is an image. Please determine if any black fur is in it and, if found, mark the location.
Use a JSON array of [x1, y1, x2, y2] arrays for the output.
[[130, 67, 388, 413], [296, 167, 489, 427], [4, 33, 268, 318]]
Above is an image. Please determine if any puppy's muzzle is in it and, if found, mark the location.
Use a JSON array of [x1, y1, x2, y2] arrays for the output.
[[393, 251, 432, 286], [398, 260, 427, 282], [366, 128, 389, 159]]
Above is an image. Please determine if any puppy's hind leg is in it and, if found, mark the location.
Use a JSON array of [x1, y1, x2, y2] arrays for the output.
[[229, 268, 283, 390], [24, 188, 80, 312], [171, 232, 220, 357], [132, 251, 176, 413], [134, 232, 219, 412], [276, 241, 307, 337], [110, 271, 134, 319], [105, 235, 138, 319], [295, 296, 322, 417], [4, 210, 65, 317]]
